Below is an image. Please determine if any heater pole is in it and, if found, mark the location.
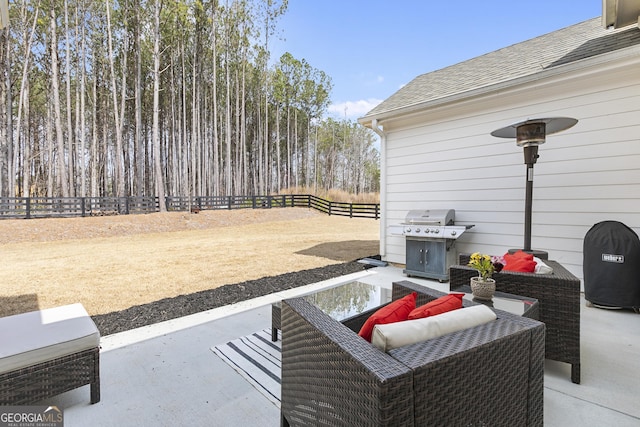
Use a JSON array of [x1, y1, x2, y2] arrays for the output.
[[523, 145, 538, 253], [492, 117, 577, 261]]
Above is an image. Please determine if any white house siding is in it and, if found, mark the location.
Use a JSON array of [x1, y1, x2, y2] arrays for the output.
[[380, 54, 640, 283]]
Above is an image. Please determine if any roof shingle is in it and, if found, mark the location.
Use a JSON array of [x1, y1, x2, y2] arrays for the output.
[[362, 18, 640, 119]]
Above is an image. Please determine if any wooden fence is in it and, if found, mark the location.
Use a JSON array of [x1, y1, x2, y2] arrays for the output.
[[0, 195, 380, 220]]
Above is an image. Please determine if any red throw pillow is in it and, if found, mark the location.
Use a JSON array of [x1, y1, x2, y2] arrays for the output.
[[506, 250, 533, 260], [408, 293, 464, 320], [358, 292, 417, 342], [503, 250, 536, 273]]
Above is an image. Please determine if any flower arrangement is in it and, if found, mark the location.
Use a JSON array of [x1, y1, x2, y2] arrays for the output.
[[468, 252, 499, 281]]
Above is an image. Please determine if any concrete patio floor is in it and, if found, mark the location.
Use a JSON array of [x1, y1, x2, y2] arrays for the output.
[[46, 265, 640, 426]]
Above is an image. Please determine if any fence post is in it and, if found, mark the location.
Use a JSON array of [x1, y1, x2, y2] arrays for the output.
[[81, 197, 86, 217], [228, 196, 232, 209], [26, 197, 31, 219]]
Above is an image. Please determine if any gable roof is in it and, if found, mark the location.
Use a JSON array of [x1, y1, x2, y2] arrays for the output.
[[360, 18, 640, 122]]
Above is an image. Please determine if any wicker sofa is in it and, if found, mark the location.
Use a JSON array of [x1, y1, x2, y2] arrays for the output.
[[280, 280, 545, 427], [450, 254, 581, 384]]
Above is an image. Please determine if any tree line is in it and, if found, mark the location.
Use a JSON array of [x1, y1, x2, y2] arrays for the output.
[[0, 0, 379, 210]]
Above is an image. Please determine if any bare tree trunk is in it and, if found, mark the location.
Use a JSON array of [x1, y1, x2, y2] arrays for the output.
[[276, 105, 281, 192], [224, 50, 231, 195], [180, 46, 188, 199], [152, 0, 165, 211], [105, 0, 126, 197], [50, 4, 69, 197], [16, 5, 39, 197], [90, 67, 98, 197], [210, 8, 220, 197], [191, 46, 199, 199], [77, 6, 87, 197], [64, 0, 75, 195], [294, 108, 298, 187], [21, 82, 30, 197], [134, 2, 144, 197], [46, 102, 54, 196], [241, 59, 248, 194], [2, 28, 13, 197], [286, 106, 290, 188]]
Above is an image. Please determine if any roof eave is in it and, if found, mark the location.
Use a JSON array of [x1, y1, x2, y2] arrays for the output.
[[358, 44, 640, 128]]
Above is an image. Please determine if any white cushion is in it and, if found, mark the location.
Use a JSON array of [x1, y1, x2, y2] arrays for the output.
[[534, 257, 554, 274], [0, 303, 100, 373], [371, 305, 497, 352]]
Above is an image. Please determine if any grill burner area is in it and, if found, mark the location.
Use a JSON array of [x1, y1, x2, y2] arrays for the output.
[[394, 209, 473, 282]]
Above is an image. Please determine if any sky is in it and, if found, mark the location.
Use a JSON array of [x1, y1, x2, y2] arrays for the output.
[[270, 1, 604, 120]]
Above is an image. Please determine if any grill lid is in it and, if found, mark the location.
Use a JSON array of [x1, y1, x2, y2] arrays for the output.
[[404, 209, 455, 226]]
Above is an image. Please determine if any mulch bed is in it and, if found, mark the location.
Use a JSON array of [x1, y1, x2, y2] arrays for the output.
[[92, 259, 378, 336]]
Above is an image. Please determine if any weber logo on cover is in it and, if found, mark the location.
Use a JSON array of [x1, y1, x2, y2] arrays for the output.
[[602, 254, 624, 263], [0, 406, 63, 427]]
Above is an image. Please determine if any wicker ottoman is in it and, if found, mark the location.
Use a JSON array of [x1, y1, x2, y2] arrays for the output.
[[0, 303, 101, 405]]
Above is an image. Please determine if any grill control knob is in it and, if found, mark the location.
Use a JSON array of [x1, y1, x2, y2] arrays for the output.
[[451, 230, 457, 236], [405, 227, 411, 233], [434, 228, 440, 234], [415, 228, 420, 233]]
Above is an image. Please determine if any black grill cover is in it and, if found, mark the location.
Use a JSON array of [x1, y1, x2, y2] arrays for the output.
[[583, 221, 640, 309]]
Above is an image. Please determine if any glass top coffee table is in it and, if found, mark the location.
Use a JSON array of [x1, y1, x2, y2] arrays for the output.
[[455, 285, 539, 319], [271, 281, 392, 341], [271, 281, 538, 341]]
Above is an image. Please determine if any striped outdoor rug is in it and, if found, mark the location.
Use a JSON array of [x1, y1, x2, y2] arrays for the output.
[[211, 329, 281, 407]]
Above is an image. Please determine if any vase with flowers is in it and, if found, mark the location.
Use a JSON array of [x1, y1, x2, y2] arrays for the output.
[[468, 252, 499, 300]]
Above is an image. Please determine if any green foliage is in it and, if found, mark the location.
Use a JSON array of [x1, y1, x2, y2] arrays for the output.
[[468, 253, 495, 281]]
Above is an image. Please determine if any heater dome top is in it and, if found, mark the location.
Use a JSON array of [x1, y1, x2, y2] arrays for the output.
[[491, 117, 578, 139]]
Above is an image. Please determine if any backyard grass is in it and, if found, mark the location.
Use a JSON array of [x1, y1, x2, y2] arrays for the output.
[[0, 208, 379, 318]]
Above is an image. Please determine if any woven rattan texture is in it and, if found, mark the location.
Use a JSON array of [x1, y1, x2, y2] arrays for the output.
[[281, 298, 414, 426], [0, 347, 100, 405], [451, 254, 581, 384], [281, 281, 545, 426]]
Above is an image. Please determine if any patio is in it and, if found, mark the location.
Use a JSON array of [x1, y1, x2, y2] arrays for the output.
[[46, 265, 639, 426]]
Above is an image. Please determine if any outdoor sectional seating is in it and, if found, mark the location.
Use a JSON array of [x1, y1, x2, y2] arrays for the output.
[[280, 280, 545, 427], [0, 303, 100, 405], [450, 254, 581, 384]]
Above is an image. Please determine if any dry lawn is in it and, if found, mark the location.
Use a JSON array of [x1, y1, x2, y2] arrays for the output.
[[0, 208, 379, 317]]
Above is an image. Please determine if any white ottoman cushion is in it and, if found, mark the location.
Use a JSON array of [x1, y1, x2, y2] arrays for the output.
[[0, 303, 100, 373]]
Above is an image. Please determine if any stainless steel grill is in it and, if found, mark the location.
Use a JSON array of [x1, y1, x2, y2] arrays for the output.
[[393, 209, 473, 281]]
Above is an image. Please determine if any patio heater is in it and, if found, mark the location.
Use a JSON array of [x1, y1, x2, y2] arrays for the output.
[[491, 117, 577, 259]]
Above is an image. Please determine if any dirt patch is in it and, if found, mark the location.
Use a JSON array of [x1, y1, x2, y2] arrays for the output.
[[0, 208, 380, 319], [296, 240, 380, 261]]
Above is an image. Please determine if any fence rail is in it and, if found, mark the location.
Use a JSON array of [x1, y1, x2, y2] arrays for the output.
[[0, 195, 380, 220]]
